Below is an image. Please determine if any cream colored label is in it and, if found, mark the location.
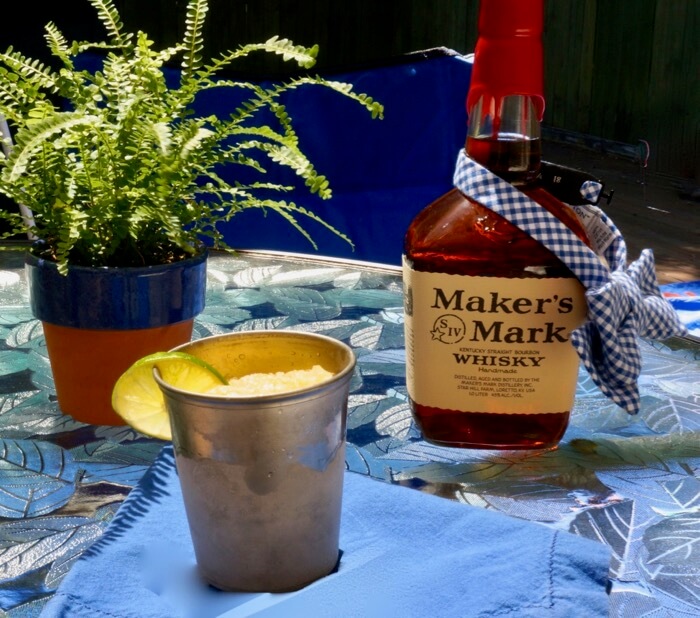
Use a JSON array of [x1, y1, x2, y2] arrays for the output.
[[403, 259, 587, 414]]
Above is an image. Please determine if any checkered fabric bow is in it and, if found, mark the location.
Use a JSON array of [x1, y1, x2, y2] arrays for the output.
[[453, 150, 687, 414], [580, 180, 603, 203]]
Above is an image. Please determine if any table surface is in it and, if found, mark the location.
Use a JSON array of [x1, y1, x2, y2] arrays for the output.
[[0, 248, 699, 617]]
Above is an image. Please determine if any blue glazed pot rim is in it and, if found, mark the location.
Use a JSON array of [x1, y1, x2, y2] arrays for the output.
[[25, 249, 209, 330]]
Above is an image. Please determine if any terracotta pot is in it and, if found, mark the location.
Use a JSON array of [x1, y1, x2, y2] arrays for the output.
[[25, 250, 208, 426]]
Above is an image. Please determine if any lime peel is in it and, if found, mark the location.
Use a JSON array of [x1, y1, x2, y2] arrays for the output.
[[111, 351, 226, 440]]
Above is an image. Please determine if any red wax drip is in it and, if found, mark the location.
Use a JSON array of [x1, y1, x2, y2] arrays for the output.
[[467, 0, 545, 123]]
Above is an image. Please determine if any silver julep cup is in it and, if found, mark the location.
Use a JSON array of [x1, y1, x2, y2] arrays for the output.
[[155, 330, 356, 592]]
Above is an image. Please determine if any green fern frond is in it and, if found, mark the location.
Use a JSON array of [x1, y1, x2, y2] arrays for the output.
[[99, 53, 134, 105], [270, 103, 297, 144], [259, 143, 332, 199], [153, 44, 188, 69], [191, 146, 268, 176], [0, 0, 383, 269], [69, 41, 127, 57], [189, 77, 258, 95], [4, 113, 101, 182], [194, 37, 318, 84], [0, 76, 40, 121], [179, 126, 215, 160], [354, 93, 384, 119], [233, 198, 354, 250], [226, 125, 287, 146], [0, 208, 24, 231], [262, 202, 319, 249], [284, 201, 354, 248], [88, 0, 129, 47], [53, 208, 92, 273], [222, 75, 383, 131], [283, 76, 385, 119], [181, 0, 209, 78], [44, 24, 72, 67], [150, 122, 172, 155], [262, 36, 318, 69], [245, 182, 294, 192], [0, 48, 59, 94]]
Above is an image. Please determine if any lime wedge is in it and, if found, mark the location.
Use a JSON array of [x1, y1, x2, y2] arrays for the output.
[[112, 351, 227, 440]]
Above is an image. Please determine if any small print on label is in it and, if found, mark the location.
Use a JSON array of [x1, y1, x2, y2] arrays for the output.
[[572, 204, 616, 256]]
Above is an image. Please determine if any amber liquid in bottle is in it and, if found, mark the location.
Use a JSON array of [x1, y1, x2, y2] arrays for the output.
[[404, 135, 589, 450]]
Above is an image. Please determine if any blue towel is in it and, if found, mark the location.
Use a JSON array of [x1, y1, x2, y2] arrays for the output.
[[661, 280, 700, 339], [41, 446, 610, 617]]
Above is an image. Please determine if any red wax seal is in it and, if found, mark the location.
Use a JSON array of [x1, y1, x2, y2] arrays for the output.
[[467, 0, 545, 121]]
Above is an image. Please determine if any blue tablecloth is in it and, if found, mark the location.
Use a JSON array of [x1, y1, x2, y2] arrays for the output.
[[42, 446, 610, 618], [662, 280, 700, 339], [1, 250, 697, 617]]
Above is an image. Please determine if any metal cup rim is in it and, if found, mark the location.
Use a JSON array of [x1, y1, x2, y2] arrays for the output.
[[153, 329, 356, 402]]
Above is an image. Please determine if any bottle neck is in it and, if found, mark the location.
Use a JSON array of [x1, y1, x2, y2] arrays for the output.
[[465, 94, 541, 186]]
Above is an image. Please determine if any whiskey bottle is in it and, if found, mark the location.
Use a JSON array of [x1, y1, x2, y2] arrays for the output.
[[402, 0, 589, 450]]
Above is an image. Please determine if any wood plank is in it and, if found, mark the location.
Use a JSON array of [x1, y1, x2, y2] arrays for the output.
[[4, 0, 698, 181], [651, 0, 700, 179]]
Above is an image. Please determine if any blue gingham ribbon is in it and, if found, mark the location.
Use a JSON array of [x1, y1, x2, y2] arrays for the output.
[[580, 180, 603, 203], [453, 150, 687, 414]]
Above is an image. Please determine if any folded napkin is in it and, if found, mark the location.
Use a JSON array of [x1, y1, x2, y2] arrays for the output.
[[42, 447, 610, 618]]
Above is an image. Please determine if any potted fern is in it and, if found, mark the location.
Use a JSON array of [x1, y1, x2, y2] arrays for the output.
[[0, 0, 382, 426]]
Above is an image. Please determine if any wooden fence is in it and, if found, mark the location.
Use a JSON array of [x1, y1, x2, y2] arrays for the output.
[[7, 0, 700, 181], [543, 0, 699, 181]]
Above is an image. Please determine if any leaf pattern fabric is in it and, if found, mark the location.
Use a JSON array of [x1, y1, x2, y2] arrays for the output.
[[0, 251, 697, 616]]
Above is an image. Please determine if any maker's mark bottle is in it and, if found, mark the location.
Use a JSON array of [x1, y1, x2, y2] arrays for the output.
[[402, 0, 589, 450]]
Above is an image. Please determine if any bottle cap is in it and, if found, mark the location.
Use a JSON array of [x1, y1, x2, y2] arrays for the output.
[[466, 0, 545, 121]]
